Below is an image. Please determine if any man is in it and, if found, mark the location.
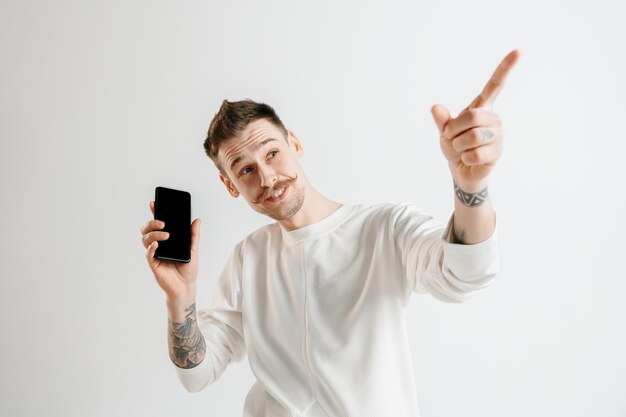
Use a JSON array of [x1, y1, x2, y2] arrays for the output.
[[140, 49, 520, 417]]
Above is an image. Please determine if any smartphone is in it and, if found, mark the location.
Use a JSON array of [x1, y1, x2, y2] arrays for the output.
[[153, 186, 191, 263]]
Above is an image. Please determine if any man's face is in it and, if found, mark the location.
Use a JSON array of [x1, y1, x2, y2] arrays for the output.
[[217, 118, 306, 221]]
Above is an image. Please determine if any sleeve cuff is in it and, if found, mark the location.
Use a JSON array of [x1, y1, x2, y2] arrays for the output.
[[172, 356, 214, 393], [439, 210, 500, 283]]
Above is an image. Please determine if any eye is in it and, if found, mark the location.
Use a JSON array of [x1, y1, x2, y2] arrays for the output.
[[267, 150, 279, 159], [240, 166, 252, 176]]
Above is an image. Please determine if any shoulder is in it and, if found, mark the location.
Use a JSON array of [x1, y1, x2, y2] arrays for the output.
[[239, 222, 281, 250], [361, 201, 442, 237], [221, 223, 278, 266], [351, 201, 428, 225]]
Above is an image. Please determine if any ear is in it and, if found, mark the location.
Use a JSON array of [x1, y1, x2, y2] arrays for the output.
[[287, 129, 304, 157], [219, 173, 240, 198]]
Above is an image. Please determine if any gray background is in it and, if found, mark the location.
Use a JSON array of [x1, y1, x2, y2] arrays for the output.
[[1, 0, 625, 416]]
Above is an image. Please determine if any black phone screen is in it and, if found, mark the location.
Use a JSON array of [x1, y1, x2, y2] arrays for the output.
[[154, 186, 191, 263]]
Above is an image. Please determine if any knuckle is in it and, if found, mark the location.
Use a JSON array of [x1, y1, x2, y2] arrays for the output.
[[473, 129, 482, 142], [489, 79, 501, 89], [466, 148, 478, 163], [452, 138, 461, 152], [467, 108, 479, 122]]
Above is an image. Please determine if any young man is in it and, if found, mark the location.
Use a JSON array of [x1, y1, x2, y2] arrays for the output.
[[140, 50, 520, 417]]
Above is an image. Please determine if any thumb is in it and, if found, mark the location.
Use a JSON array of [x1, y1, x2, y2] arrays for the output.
[[430, 104, 452, 136], [190, 218, 201, 254]]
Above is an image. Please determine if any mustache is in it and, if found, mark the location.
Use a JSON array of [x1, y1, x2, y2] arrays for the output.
[[253, 172, 298, 203]]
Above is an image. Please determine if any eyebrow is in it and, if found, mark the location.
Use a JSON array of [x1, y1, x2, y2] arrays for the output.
[[229, 138, 279, 171]]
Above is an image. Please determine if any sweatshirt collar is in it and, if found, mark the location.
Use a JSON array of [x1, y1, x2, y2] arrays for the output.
[[279, 204, 353, 243]]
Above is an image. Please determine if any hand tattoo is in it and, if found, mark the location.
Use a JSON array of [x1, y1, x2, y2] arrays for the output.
[[168, 303, 206, 369], [482, 129, 494, 141]]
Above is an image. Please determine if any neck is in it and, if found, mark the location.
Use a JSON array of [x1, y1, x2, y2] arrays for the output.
[[277, 185, 342, 232]]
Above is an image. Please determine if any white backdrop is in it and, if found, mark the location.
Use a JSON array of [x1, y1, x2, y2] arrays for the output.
[[1, 0, 625, 416]]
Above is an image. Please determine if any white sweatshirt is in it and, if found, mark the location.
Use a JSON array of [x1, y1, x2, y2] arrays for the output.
[[174, 202, 500, 417]]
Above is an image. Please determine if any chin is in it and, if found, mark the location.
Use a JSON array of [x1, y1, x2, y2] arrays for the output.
[[259, 184, 306, 221]]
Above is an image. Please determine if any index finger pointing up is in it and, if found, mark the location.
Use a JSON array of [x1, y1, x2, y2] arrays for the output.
[[468, 49, 521, 110]]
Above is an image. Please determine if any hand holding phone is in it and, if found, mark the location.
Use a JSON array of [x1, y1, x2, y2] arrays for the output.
[[140, 187, 201, 302]]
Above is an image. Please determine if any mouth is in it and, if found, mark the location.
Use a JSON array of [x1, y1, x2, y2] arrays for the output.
[[265, 185, 289, 203]]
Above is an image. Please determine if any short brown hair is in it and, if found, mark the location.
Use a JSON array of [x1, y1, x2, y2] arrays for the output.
[[203, 99, 288, 174]]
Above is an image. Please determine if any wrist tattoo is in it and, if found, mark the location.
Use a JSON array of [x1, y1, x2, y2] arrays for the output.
[[168, 303, 206, 369], [454, 181, 489, 207]]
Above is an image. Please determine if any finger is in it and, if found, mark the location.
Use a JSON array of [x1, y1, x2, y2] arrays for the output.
[[142, 230, 170, 249], [430, 104, 452, 135], [190, 218, 201, 255], [150, 200, 155, 216], [451, 126, 501, 153], [443, 108, 501, 140], [468, 49, 521, 110], [140, 219, 165, 236], [146, 240, 159, 269], [461, 142, 502, 166]]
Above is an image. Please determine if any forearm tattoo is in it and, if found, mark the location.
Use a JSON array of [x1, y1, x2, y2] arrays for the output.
[[168, 303, 206, 369], [453, 181, 489, 208]]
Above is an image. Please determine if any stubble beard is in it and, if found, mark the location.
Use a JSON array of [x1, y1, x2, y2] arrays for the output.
[[265, 183, 305, 220], [252, 173, 305, 221]]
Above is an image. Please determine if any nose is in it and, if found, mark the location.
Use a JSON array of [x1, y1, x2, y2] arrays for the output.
[[258, 164, 277, 188]]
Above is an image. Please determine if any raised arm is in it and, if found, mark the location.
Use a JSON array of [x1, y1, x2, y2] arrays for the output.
[[140, 200, 205, 369], [431, 49, 520, 244]]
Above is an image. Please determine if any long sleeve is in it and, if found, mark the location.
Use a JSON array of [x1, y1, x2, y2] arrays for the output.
[[174, 241, 247, 392], [392, 202, 500, 303]]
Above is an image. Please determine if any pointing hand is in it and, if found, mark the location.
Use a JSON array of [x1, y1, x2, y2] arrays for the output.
[[431, 49, 521, 191]]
